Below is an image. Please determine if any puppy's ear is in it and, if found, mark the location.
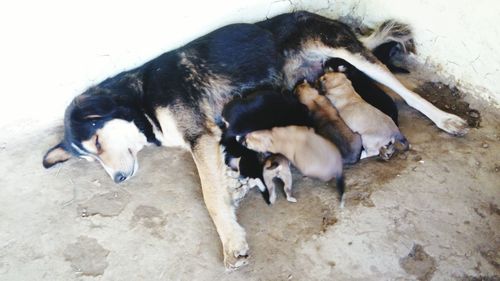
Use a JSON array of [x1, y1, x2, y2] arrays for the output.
[[325, 67, 334, 73], [43, 142, 72, 168]]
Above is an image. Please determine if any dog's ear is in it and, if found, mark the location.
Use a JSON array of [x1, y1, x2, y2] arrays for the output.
[[73, 94, 116, 122], [43, 142, 72, 168]]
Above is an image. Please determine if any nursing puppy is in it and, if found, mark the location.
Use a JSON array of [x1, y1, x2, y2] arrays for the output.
[[324, 58, 400, 125], [295, 80, 362, 165], [242, 126, 345, 198], [319, 72, 409, 160], [221, 89, 312, 204], [262, 154, 294, 204], [324, 40, 411, 125], [221, 134, 271, 204]]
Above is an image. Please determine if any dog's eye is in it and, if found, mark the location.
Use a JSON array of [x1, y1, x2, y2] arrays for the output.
[[95, 135, 102, 151]]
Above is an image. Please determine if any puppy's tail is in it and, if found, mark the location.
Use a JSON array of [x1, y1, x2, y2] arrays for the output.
[[260, 186, 271, 205], [359, 20, 416, 53], [253, 177, 271, 205], [335, 173, 345, 201]]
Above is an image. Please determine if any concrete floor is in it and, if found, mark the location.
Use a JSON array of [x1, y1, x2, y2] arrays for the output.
[[0, 68, 499, 280]]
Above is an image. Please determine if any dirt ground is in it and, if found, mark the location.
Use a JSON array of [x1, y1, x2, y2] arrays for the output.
[[0, 60, 499, 280]]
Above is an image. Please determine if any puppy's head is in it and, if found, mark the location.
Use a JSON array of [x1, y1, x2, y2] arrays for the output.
[[240, 130, 273, 153], [319, 72, 349, 93], [294, 80, 319, 106]]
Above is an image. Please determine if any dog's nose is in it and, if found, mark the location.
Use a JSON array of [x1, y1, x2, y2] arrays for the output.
[[114, 172, 127, 183], [236, 135, 247, 146]]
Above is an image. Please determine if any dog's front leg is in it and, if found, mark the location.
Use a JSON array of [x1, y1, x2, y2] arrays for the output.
[[191, 134, 249, 270]]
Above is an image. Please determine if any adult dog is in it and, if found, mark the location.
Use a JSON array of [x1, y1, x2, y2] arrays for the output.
[[43, 11, 468, 269]]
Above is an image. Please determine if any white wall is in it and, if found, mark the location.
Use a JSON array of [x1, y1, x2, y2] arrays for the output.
[[1, 0, 498, 130], [0, 0, 292, 129]]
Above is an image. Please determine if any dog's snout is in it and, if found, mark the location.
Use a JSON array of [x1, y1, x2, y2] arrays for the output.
[[114, 172, 127, 183]]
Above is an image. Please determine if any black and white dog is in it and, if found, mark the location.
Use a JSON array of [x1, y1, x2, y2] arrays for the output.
[[43, 11, 468, 270]]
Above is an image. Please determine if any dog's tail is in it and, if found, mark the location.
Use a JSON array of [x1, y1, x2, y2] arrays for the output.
[[359, 20, 416, 53]]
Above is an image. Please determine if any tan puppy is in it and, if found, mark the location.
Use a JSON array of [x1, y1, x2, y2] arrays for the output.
[[319, 72, 409, 159], [242, 126, 345, 198], [262, 154, 294, 204], [295, 80, 362, 164]]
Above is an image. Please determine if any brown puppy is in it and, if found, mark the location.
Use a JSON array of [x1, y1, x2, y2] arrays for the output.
[[262, 154, 294, 204], [295, 80, 362, 165], [242, 126, 345, 198], [319, 72, 409, 159]]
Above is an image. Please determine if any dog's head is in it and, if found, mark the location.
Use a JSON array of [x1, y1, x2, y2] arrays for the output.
[[319, 72, 350, 94], [239, 130, 274, 153], [294, 79, 319, 106], [43, 88, 160, 183]]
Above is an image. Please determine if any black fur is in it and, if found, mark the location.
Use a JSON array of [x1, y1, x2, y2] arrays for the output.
[[257, 11, 368, 56], [220, 134, 271, 204], [222, 90, 313, 138], [46, 23, 283, 162], [372, 41, 410, 74], [336, 174, 345, 200], [221, 89, 312, 204]]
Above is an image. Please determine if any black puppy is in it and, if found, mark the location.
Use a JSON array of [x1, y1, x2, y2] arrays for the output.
[[222, 89, 312, 138], [220, 89, 312, 204], [221, 133, 271, 204], [324, 41, 410, 125], [372, 41, 411, 74]]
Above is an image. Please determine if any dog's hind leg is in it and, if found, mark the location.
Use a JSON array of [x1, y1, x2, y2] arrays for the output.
[[262, 172, 277, 204], [191, 134, 249, 270], [282, 173, 296, 203], [314, 47, 468, 136]]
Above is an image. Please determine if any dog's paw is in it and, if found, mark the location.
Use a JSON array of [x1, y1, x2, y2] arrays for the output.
[[438, 114, 469, 136], [286, 196, 297, 203], [223, 238, 250, 271]]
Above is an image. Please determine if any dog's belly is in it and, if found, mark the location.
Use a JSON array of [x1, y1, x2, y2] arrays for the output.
[[282, 45, 334, 89]]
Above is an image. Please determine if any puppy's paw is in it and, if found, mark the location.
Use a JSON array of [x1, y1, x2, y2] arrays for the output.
[[286, 196, 297, 203], [379, 143, 395, 161], [224, 237, 250, 271], [438, 114, 469, 136]]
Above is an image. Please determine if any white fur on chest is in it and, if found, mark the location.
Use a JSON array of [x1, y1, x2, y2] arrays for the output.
[[154, 107, 190, 150]]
